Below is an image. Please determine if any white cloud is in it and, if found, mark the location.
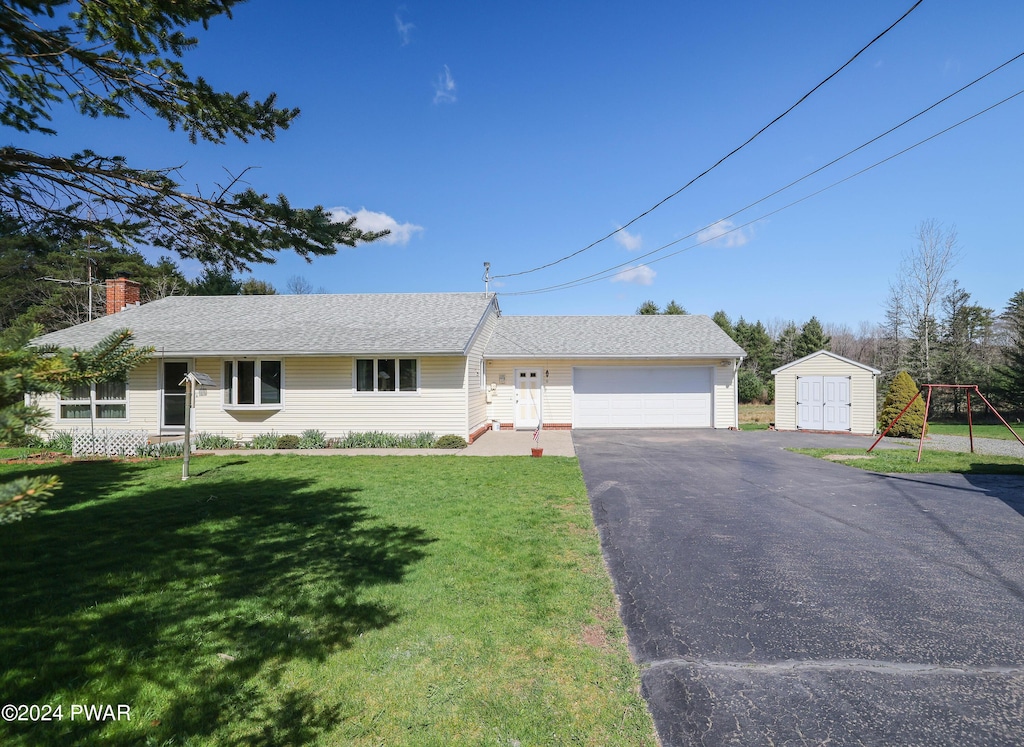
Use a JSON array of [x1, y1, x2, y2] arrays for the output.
[[434, 65, 457, 104], [696, 219, 752, 248], [328, 207, 424, 246], [614, 227, 642, 251], [611, 264, 656, 286], [395, 11, 414, 45]]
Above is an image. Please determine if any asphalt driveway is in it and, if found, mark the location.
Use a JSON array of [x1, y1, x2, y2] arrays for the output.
[[574, 429, 1024, 746]]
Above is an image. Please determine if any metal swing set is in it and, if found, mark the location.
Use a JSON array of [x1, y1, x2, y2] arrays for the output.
[[867, 383, 1024, 462]]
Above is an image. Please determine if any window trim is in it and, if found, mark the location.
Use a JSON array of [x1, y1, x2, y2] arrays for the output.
[[222, 358, 285, 410], [354, 357, 420, 394], [58, 379, 129, 422]]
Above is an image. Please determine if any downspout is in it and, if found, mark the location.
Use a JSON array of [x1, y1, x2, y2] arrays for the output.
[[733, 357, 742, 429]]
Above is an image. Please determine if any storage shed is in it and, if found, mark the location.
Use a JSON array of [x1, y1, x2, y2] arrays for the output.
[[771, 350, 880, 435]]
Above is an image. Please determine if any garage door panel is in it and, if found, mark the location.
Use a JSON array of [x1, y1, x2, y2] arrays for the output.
[[574, 367, 712, 428]]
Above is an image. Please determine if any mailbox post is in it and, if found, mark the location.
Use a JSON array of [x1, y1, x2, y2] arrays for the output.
[[179, 371, 214, 481]]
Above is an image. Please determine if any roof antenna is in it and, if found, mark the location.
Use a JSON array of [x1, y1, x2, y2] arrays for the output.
[[482, 262, 491, 294]]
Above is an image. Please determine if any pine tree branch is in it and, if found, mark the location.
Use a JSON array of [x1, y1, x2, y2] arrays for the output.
[[0, 474, 61, 525]]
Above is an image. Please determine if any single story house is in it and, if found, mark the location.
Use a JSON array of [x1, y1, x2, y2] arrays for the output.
[[32, 277, 746, 441], [771, 350, 880, 435]]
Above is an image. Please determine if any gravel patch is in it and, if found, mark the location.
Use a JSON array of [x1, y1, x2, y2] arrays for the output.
[[893, 433, 1024, 458]]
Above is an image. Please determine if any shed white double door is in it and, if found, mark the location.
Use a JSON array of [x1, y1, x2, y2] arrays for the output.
[[797, 376, 851, 431]]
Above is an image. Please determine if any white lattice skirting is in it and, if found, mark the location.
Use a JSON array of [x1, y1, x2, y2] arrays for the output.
[[72, 428, 150, 457]]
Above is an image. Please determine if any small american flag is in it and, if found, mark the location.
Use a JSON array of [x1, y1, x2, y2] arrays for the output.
[[532, 425, 540, 442]]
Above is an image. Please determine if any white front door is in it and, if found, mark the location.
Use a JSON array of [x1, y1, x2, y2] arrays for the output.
[[514, 369, 541, 429], [822, 376, 851, 431], [796, 376, 824, 430]]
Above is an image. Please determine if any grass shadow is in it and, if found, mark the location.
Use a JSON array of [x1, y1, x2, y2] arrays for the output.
[[0, 458, 435, 745]]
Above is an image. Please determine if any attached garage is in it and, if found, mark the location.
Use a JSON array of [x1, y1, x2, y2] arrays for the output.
[[772, 350, 880, 435], [573, 366, 712, 428], [482, 315, 746, 430]]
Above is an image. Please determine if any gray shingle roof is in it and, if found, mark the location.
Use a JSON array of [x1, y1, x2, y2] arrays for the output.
[[484, 315, 746, 358], [33, 293, 497, 356]]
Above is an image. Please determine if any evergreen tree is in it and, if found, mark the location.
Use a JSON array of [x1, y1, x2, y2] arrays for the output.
[[0, 324, 151, 523], [994, 289, 1024, 414], [879, 370, 926, 438], [190, 267, 242, 296], [1, 221, 189, 332], [635, 300, 687, 315], [240, 278, 278, 295], [793, 316, 831, 359], [734, 318, 774, 377], [663, 300, 687, 315], [937, 282, 993, 415], [773, 322, 799, 368], [880, 283, 909, 385], [636, 300, 660, 315], [0, 2, 387, 270], [712, 310, 735, 339]]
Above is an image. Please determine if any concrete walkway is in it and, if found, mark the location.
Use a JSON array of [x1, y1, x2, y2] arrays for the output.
[[460, 429, 576, 457]]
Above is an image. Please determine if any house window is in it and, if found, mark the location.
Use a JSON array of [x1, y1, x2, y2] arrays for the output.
[[224, 359, 282, 406], [59, 380, 128, 420], [355, 358, 418, 392]]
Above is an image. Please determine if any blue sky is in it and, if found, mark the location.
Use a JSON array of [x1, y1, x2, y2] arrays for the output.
[[25, 0, 1024, 327]]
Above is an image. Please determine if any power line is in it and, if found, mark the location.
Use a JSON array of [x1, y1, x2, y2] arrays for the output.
[[492, 0, 925, 280], [499, 87, 1024, 297]]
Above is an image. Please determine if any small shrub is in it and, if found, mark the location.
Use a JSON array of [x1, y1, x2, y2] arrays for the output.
[[135, 441, 184, 458], [194, 432, 235, 450], [409, 431, 437, 448], [298, 429, 328, 449], [880, 370, 926, 438], [46, 430, 73, 453], [737, 369, 766, 404], [248, 432, 280, 449], [276, 434, 301, 449], [331, 431, 437, 448], [435, 434, 467, 449]]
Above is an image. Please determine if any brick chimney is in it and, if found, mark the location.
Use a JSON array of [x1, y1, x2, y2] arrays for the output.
[[105, 272, 142, 315]]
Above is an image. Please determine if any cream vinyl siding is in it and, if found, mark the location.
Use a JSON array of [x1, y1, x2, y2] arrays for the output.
[[485, 358, 738, 429], [465, 303, 499, 434], [38, 355, 471, 440], [713, 362, 739, 429], [187, 355, 470, 440], [773, 353, 878, 435], [37, 358, 161, 433]]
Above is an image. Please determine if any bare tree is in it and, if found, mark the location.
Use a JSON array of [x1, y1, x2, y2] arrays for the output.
[[895, 220, 961, 382], [287, 275, 316, 295]]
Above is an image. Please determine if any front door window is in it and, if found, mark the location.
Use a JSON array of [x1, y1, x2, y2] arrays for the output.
[[514, 370, 541, 429], [163, 361, 188, 429]]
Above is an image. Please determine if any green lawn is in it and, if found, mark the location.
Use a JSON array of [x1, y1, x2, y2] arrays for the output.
[[791, 447, 1024, 474], [0, 455, 655, 746]]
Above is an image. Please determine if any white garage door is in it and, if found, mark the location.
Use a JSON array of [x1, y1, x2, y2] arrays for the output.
[[573, 366, 713, 428]]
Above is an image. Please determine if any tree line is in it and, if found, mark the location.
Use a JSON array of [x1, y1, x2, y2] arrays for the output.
[[697, 221, 1024, 417], [0, 218, 340, 334]]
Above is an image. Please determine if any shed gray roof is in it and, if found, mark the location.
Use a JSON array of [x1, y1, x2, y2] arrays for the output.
[[484, 315, 746, 359], [771, 349, 881, 375], [33, 292, 498, 356]]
